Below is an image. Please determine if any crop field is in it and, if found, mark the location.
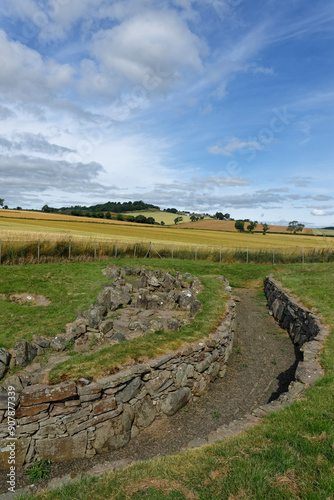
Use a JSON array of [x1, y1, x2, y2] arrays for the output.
[[0, 212, 331, 249], [313, 228, 334, 237]]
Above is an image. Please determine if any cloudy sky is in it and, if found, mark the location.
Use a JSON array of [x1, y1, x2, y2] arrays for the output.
[[0, 0, 333, 226]]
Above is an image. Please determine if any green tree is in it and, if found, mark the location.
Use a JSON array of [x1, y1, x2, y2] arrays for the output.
[[262, 223, 269, 235], [247, 221, 257, 233], [105, 212, 111, 219], [126, 215, 135, 222], [42, 204, 50, 212], [174, 216, 183, 224], [116, 213, 124, 221], [190, 215, 198, 222], [0, 198, 4, 207], [146, 217, 155, 224], [160, 220, 165, 226], [287, 221, 305, 234], [235, 220, 245, 232], [135, 215, 147, 224]]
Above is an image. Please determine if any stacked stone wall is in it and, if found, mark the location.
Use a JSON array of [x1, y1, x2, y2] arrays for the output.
[[0, 301, 236, 470]]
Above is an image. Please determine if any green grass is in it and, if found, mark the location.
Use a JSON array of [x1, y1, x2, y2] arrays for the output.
[[15, 261, 334, 500]]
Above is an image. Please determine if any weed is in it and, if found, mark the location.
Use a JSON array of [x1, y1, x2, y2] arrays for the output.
[[23, 460, 51, 483], [212, 412, 221, 419]]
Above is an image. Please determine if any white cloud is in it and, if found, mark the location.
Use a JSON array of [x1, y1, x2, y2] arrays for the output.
[[208, 137, 264, 157], [91, 10, 207, 90], [311, 209, 334, 217], [0, 30, 73, 101]]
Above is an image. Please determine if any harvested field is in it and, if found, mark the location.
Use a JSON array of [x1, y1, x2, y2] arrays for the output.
[[178, 218, 314, 234]]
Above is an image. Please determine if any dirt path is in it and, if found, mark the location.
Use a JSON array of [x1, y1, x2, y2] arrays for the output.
[[1, 289, 299, 493]]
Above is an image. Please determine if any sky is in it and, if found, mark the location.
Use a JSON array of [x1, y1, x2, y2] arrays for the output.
[[0, 0, 333, 227]]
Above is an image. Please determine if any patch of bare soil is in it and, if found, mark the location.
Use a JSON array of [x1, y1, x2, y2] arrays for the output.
[[2, 289, 300, 493], [0, 293, 50, 306]]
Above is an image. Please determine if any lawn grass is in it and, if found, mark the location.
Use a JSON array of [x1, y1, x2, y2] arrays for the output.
[[15, 261, 334, 500]]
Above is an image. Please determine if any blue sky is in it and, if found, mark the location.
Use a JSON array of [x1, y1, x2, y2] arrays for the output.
[[0, 0, 333, 226]]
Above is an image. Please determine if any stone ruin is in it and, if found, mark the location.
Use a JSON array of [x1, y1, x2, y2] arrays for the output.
[[0, 266, 203, 381]]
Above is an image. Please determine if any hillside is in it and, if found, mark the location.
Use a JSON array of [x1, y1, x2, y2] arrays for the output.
[[178, 219, 314, 234]]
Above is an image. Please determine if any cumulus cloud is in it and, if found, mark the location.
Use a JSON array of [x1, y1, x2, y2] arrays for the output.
[[0, 133, 74, 157], [91, 10, 206, 91], [0, 30, 73, 101]]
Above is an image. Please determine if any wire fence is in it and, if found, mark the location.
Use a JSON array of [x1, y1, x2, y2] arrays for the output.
[[0, 237, 334, 266]]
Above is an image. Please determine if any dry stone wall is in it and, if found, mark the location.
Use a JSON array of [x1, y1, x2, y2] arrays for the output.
[[0, 281, 236, 470]]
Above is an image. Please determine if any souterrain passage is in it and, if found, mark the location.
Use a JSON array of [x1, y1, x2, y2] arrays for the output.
[[1, 287, 298, 494]]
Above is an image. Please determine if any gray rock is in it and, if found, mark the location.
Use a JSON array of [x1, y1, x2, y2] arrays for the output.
[[110, 332, 126, 343], [95, 288, 112, 310], [50, 335, 67, 352], [116, 377, 142, 403], [2, 374, 24, 392], [161, 387, 191, 416], [134, 395, 156, 428], [166, 318, 180, 331], [32, 336, 50, 348], [85, 307, 103, 329], [0, 361, 7, 379], [190, 300, 202, 317], [177, 290, 196, 310], [136, 292, 148, 309], [0, 347, 10, 366], [100, 319, 113, 334], [13, 340, 37, 366]]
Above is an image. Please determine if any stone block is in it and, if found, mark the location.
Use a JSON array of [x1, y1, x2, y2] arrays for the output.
[[134, 396, 156, 428], [93, 397, 116, 415], [161, 387, 191, 416], [20, 382, 77, 406], [115, 377, 142, 403], [92, 406, 134, 453], [35, 431, 88, 462], [13, 340, 37, 366], [0, 437, 31, 470]]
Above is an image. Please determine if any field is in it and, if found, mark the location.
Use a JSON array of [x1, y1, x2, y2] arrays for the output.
[[178, 218, 314, 234], [123, 209, 193, 225], [4, 259, 333, 499]]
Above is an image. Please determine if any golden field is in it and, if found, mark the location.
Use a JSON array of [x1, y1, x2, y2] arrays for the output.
[[0, 210, 332, 251]]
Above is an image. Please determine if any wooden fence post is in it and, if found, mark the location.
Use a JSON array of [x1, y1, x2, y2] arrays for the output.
[[69, 238, 71, 261], [246, 247, 249, 264], [38, 240, 40, 262], [134, 243, 137, 258], [115, 241, 118, 258], [220, 246, 222, 263]]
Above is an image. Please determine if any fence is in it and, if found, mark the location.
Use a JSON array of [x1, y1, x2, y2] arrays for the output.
[[0, 237, 334, 266]]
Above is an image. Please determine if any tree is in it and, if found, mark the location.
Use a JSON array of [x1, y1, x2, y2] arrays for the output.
[[42, 204, 50, 212], [214, 212, 230, 220], [126, 215, 135, 222], [105, 212, 111, 219], [247, 221, 257, 233], [287, 221, 305, 234], [116, 213, 124, 221], [235, 220, 245, 232], [262, 223, 269, 235], [0, 198, 4, 207], [135, 215, 147, 224], [174, 216, 183, 224], [146, 217, 155, 224], [190, 215, 198, 222], [160, 221, 165, 226]]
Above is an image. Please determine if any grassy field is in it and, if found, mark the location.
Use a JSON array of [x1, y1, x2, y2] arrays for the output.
[[13, 260, 334, 500], [124, 209, 193, 225]]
